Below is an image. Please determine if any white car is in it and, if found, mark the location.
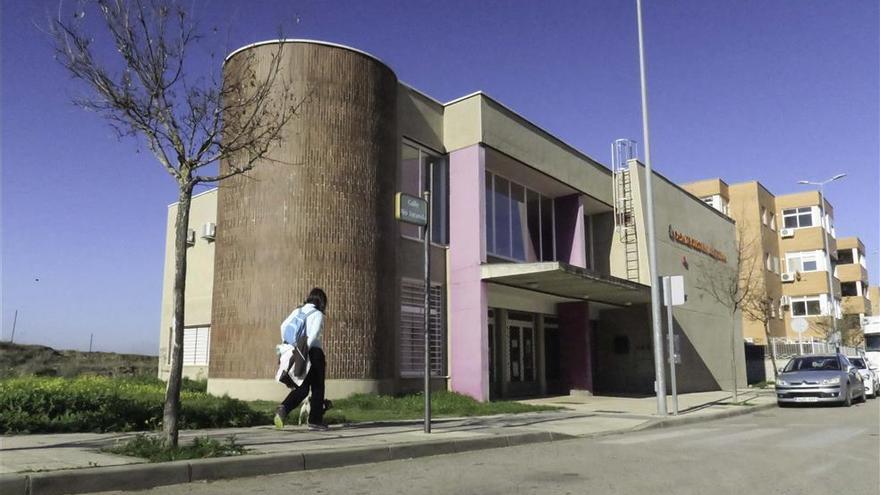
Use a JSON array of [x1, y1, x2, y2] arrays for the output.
[[849, 356, 879, 398]]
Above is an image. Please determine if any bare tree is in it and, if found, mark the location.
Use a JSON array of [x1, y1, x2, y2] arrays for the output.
[[697, 224, 762, 402], [811, 315, 864, 348], [741, 284, 780, 380], [49, 0, 300, 446]]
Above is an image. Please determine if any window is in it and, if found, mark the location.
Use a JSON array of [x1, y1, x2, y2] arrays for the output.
[[782, 207, 814, 229], [768, 213, 777, 231], [167, 326, 210, 366], [399, 142, 449, 244], [761, 207, 768, 226], [486, 171, 555, 262], [772, 255, 780, 274], [786, 251, 821, 272], [764, 252, 771, 271], [841, 282, 858, 297], [837, 249, 854, 265], [790, 295, 822, 317], [399, 279, 445, 377]]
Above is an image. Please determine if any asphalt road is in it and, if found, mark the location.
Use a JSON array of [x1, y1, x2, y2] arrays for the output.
[[111, 399, 880, 495]]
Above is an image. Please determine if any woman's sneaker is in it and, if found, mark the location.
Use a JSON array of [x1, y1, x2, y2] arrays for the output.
[[307, 423, 329, 432], [274, 406, 287, 430]]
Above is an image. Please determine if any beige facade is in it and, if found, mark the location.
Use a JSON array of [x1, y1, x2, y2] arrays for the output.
[[869, 286, 880, 315], [683, 178, 874, 344], [158, 189, 217, 381]]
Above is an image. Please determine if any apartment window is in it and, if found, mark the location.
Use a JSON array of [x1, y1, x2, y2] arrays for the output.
[[837, 249, 854, 265], [791, 296, 822, 317], [486, 171, 555, 262], [400, 141, 449, 244], [772, 255, 780, 274], [399, 279, 445, 377], [841, 282, 858, 297], [786, 251, 821, 272], [782, 207, 814, 229]]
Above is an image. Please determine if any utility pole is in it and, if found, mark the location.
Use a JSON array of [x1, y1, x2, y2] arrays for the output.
[[10, 310, 18, 343], [89, 333, 94, 353], [636, 0, 667, 416]]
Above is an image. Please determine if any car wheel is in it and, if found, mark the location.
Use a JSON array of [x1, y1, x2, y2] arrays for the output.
[[843, 386, 852, 407]]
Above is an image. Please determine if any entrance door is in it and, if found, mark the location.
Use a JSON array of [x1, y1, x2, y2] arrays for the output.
[[507, 312, 538, 396]]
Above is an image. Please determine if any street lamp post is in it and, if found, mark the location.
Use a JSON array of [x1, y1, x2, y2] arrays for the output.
[[797, 174, 846, 347], [635, 0, 667, 416]]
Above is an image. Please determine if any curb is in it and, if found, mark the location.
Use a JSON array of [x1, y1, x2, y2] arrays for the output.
[[633, 401, 778, 432], [2, 431, 576, 495]]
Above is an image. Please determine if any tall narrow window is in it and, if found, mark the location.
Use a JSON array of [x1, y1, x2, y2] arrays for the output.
[[541, 196, 555, 261], [493, 177, 512, 258], [399, 279, 445, 377], [400, 142, 448, 244], [485, 171, 494, 254], [526, 190, 542, 260], [400, 143, 422, 239], [510, 183, 530, 261]]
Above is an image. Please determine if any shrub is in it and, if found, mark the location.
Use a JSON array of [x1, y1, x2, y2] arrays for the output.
[[105, 434, 246, 462], [0, 376, 270, 434]]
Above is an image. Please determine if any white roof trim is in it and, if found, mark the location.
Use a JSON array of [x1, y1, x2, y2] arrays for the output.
[[224, 39, 392, 71], [166, 187, 218, 208]]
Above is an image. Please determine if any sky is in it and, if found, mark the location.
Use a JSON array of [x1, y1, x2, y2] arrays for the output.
[[2, 0, 878, 355]]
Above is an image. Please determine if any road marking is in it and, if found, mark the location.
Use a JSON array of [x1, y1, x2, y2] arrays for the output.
[[600, 427, 718, 445]]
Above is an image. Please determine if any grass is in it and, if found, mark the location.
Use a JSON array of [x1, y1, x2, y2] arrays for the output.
[[250, 390, 560, 425], [105, 434, 246, 462]]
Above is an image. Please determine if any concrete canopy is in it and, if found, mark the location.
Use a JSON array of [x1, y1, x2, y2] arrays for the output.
[[481, 262, 651, 307]]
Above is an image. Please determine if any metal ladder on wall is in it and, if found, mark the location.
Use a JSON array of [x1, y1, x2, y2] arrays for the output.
[[611, 139, 640, 282]]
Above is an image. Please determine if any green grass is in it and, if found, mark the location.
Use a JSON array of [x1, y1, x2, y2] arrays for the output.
[[105, 434, 246, 462], [251, 390, 560, 425]]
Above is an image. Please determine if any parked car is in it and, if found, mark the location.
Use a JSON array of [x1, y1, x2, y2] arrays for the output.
[[848, 356, 879, 399], [776, 354, 866, 407]]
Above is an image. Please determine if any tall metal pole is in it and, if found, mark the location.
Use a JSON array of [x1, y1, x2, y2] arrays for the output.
[[10, 310, 18, 343], [636, 0, 667, 416], [89, 333, 94, 353], [423, 188, 432, 434], [817, 187, 839, 347], [664, 277, 678, 415]]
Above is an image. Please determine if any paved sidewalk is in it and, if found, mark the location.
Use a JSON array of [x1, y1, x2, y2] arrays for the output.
[[0, 389, 775, 494]]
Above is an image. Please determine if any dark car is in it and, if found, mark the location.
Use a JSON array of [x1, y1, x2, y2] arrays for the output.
[[776, 354, 866, 407]]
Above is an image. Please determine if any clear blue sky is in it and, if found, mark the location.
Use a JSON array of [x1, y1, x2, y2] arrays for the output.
[[2, 1, 878, 354]]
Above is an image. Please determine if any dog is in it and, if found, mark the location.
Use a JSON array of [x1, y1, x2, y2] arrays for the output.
[[298, 395, 334, 425]]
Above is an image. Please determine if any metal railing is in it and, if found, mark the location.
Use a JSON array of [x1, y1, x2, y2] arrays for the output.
[[768, 338, 863, 359]]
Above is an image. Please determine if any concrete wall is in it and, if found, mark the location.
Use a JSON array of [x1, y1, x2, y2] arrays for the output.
[[628, 161, 746, 393], [158, 189, 217, 381]]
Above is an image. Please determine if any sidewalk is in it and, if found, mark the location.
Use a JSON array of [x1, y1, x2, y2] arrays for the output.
[[0, 389, 776, 495]]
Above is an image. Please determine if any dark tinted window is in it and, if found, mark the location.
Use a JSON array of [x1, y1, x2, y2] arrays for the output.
[[866, 335, 880, 352], [849, 358, 866, 369]]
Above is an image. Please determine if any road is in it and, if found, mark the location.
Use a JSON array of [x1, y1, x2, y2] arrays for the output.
[[113, 400, 880, 495]]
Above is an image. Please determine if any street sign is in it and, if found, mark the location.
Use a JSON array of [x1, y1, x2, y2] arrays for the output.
[[395, 192, 428, 226], [791, 318, 808, 334], [663, 275, 686, 307]]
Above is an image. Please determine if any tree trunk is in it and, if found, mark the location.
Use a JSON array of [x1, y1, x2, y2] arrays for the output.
[[163, 180, 194, 447], [764, 321, 779, 380], [729, 315, 739, 403]]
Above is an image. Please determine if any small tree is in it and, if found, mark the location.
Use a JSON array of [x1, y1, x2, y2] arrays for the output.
[[811, 315, 864, 348], [741, 285, 780, 379], [697, 224, 762, 402], [49, 0, 299, 446]]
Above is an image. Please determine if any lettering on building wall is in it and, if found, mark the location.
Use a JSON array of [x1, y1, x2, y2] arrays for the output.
[[668, 225, 727, 263]]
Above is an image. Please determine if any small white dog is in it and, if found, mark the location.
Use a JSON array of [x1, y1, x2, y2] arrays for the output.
[[298, 395, 333, 425]]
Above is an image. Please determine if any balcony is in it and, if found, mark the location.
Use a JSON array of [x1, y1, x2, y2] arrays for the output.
[[836, 263, 868, 283], [780, 226, 836, 255], [842, 296, 870, 315], [781, 270, 840, 298]]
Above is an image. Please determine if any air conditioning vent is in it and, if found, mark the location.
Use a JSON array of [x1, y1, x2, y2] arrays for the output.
[[201, 222, 216, 241], [780, 228, 795, 238], [186, 229, 196, 247], [781, 272, 796, 283]]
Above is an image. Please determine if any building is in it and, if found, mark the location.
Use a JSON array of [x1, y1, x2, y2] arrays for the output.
[[870, 286, 880, 316], [158, 40, 745, 402], [682, 179, 872, 344]]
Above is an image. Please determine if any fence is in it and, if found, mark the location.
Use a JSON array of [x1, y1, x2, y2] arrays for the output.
[[768, 338, 862, 359]]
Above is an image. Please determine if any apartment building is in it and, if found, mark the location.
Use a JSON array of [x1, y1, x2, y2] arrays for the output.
[[681, 180, 865, 343], [158, 39, 746, 402]]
